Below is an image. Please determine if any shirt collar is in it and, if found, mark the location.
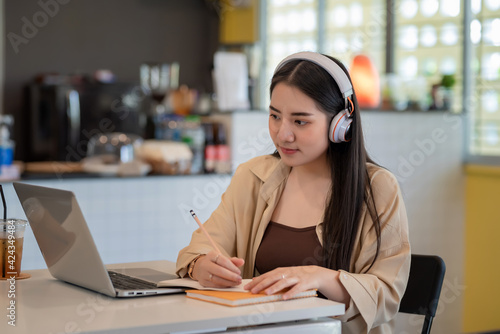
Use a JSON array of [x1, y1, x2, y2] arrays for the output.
[[249, 156, 291, 202]]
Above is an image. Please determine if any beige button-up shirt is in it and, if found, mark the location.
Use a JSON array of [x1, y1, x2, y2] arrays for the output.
[[177, 155, 410, 333]]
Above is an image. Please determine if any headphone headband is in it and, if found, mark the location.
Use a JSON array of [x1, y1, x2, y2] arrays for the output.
[[273, 52, 354, 103]]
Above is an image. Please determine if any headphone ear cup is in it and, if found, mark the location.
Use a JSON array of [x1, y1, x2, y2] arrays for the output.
[[329, 110, 353, 143]]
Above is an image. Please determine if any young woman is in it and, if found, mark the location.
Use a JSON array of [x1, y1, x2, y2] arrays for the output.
[[176, 51, 410, 333]]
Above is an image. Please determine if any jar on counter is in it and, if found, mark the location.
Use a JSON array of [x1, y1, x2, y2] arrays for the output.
[[155, 114, 184, 141]]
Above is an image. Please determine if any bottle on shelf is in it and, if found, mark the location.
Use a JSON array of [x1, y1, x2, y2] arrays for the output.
[[181, 116, 205, 175], [0, 122, 20, 181], [0, 124, 14, 167], [203, 123, 216, 174], [214, 123, 231, 174]]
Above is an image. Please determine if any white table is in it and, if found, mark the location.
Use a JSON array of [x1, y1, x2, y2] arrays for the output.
[[1, 261, 344, 334]]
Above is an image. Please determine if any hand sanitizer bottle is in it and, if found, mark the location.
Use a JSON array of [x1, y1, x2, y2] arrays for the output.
[[0, 124, 14, 166]]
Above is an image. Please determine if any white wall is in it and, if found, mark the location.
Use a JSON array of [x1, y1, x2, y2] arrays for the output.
[[4, 174, 232, 269], [363, 111, 464, 334]]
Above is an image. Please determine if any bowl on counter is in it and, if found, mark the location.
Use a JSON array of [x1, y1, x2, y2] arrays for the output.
[[86, 132, 143, 163], [135, 140, 193, 175], [83, 133, 151, 177]]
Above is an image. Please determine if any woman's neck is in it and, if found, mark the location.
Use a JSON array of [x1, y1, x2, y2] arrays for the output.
[[289, 159, 332, 188], [291, 156, 331, 180]]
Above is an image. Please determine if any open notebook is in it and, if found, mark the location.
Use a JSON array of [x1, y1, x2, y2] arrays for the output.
[[158, 278, 317, 307]]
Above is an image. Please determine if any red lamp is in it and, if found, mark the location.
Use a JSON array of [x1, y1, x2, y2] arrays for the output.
[[349, 55, 381, 109]]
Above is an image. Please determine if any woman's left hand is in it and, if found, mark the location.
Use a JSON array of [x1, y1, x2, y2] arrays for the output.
[[243, 266, 324, 300]]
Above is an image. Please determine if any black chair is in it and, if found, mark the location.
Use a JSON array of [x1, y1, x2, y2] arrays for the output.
[[399, 254, 446, 334]]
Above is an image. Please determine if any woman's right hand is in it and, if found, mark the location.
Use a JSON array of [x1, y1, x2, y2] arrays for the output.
[[192, 251, 245, 288]]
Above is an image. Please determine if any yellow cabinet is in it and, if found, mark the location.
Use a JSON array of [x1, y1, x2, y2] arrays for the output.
[[219, 0, 258, 44]]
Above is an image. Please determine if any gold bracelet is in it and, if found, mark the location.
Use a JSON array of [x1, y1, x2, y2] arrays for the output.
[[187, 254, 204, 279]]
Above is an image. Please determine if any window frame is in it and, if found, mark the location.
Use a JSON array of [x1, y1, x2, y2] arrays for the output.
[[462, 0, 500, 164], [258, 0, 500, 164]]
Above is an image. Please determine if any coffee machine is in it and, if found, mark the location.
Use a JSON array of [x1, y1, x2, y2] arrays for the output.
[[24, 81, 152, 162]]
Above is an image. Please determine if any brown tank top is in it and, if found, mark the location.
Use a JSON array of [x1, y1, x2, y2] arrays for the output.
[[255, 221, 323, 274]]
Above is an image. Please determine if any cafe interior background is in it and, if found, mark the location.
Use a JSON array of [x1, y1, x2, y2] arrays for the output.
[[0, 0, 499, 333]]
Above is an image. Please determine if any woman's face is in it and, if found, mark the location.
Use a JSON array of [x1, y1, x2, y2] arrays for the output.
[[269, 82, 330, 168]]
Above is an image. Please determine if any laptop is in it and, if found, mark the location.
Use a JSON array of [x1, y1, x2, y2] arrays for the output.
[[13, 182, 184, 298]]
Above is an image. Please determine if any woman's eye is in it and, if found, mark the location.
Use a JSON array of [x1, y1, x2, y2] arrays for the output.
[[295, 120, 308, 125], [270, 114, 279, 120]]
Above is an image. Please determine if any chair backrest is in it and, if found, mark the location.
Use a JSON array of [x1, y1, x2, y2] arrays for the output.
[[399, 254, 446, 334]]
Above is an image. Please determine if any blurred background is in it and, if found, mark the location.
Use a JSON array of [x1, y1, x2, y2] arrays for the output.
[[0, 1, 499, 333]]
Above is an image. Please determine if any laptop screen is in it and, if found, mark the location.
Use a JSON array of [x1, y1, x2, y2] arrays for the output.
[[13, 182, 116, 296]]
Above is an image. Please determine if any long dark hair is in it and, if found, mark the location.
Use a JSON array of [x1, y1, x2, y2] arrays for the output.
[[270, 55, 382, 272]]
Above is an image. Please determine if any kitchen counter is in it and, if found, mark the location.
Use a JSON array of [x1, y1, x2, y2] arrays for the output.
[[20, 171, 231, 180], [20, 171, 105, 180], [14, 111, 274, 182]]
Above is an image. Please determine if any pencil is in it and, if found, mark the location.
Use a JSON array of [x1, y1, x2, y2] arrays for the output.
[[189, 210, 221, 254]]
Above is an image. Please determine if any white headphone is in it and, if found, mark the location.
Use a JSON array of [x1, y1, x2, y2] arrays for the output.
[[273, 52, 355, 143]]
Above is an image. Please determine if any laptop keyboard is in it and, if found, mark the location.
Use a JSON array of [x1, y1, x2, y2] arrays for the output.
[[108, 270, 158, 290]]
